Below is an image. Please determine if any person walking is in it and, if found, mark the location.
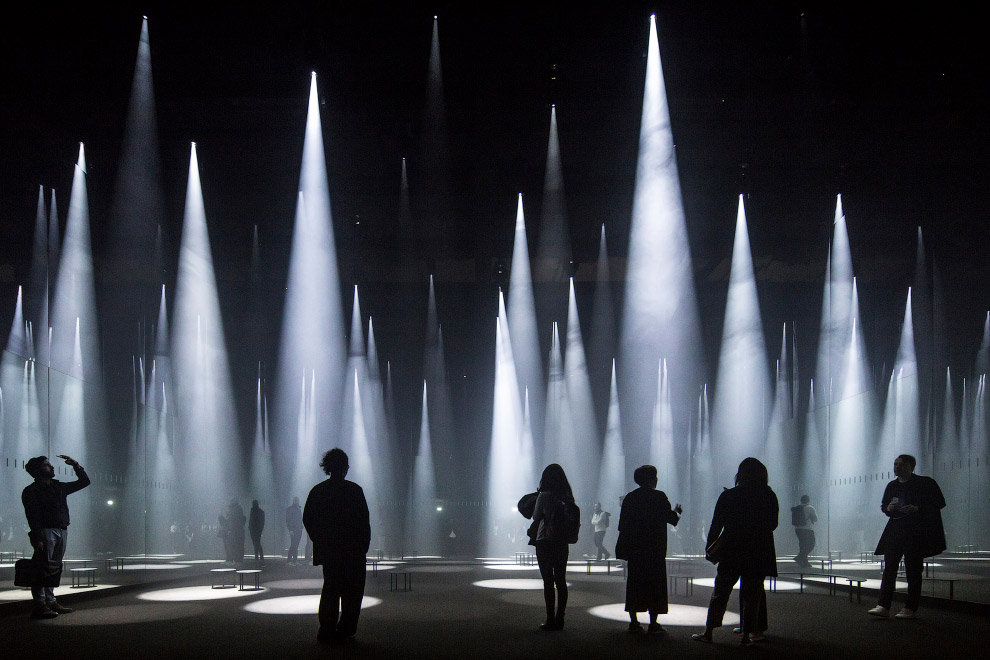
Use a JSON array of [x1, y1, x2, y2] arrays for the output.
[[693, 457, 778, 646], [867, 454, 946, 620], [304, 449, 371, 645], [614, 465, 682, 634], [591, 503, 611, 561], [792, 494, 817, 567]]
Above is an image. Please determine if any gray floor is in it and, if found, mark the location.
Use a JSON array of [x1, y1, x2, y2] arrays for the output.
[[1, 559, 985, 659]]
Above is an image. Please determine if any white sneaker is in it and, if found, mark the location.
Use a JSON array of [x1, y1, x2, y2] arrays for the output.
[[895, 608, 916, 619], [867, 605, 889, 618]]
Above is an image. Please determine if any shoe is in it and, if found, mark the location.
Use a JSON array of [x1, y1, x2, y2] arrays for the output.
[[647, 623, 665, 634], [49, 602, 74, 614], [628, 621, 643, 632], [733, 627, 742, 634], [867, 605, 890, 618], [540, 619, 562, 631], [31, 605, 58, 620], [895, 608, 916, 620], [691, 633, 712, 643], [740, 637, 755, 647], [750, 635, 768, 643]]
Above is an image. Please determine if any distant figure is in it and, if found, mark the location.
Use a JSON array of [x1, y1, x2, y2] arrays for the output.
[[693, 457, 778, 646], [227, 500, 247, 565], [304, 448, 371, 645], [248, 500, 266, 564], [217, 512, 232, 563], [527, 464, 577, 631], [22, 455, 90, 619], [868, 454, 946, 620], [285, 496, 303, 565], [791, 494, 817, 567], [614, 465, 682, 633], [591, 503, 611, 560]]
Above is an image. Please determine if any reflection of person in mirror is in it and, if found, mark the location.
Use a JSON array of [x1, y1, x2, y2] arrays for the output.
[[868, 454, 946, 620], [22, 455, 90, 619], [792, 495, 817, 567]]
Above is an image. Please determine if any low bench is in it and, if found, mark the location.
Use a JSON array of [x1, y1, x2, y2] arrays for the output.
[[236, 569, 262, 591], [390, 571, 412, 592], [668, 574, 695, 596], [70, 567, 98, 588], [923, 577, 958, 600], [776, 572, 866, 602], [210, 568, 236, 588], [366, 559, 379, 574], [583, 559, 623, 575]]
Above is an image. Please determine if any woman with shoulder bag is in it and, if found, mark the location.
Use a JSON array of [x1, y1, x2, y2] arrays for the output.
[[529, 464, 575, 630], [693, 458, 778, 647]]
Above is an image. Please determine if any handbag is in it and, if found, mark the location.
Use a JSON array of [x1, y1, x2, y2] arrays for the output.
[[705, 532, 727, 565], [14, 558, 40, 587]]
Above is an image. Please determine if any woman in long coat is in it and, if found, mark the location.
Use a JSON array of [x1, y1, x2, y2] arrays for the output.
[[615, 465, 682, 633], [693, 457, 778, 646]]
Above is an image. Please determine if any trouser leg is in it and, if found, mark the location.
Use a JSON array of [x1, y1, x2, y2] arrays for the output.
[[319, 564, 341, 634], [904, 553, 924, 611], [554, 545, 569, 618], [337, 557, 367, 637], [536, 544, 556, 619], [739, 575, 764, 634], [594, 531, 606, 560], [705, 566, 739, 629], [878, 550, 904, 608]]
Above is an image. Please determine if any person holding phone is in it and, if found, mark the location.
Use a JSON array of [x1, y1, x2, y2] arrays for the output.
[[21, 454, 90, 619], [868, 454, 946, 620]]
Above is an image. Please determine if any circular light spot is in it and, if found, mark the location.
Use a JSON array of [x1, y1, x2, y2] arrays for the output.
[[565, 564, 623, 574], [484, 564, 539, 571], [119, 564, 191, 571], [473, 579, 570, 590], [244, 595, 381, 615], [588, 603, 739, 627], [693, 577, 801, 592], [138, 585, 264, 601]]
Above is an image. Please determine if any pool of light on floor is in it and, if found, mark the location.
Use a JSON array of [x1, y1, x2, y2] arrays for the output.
[[244, 595, 381, 614], [137, 585, 264, 601], [588, 603, 739, 627]]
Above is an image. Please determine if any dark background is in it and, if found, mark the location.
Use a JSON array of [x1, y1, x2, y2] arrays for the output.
[[1, 1, 987, 492]]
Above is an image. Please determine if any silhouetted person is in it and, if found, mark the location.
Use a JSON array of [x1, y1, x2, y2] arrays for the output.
[[304, 448, 371, 645], [693, 457, 778, 646], [591, 502, 611, 560], [249, 500, 266, 564], [868, 454, 946, 620], [227, 500, 246, 564], [22, 455, 90, 619], [614, 465, 681, 633], [525, 463, 576, 631], [792, 494, 817, 567], [218, 511, 232, 563], [285, 496, 303, 565]]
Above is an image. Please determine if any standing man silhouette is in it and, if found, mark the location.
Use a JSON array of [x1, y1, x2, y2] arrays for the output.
[[22, 455, 90, 619], [285, 496, 303, 565], [304, 449, 371, 645]]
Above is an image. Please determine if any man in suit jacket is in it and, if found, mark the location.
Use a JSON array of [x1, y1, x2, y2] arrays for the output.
[[868, 454, 946, 620], [304, 448, 371, 645]]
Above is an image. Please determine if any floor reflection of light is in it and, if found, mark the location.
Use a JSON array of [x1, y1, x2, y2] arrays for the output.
[[49, 603, 209, 626], [0, 584, 119, 601], [138, 586, 263, 601], [484, 564, 539, 571], [244, 595, 382, 615], [473, 579, 570, 590], [174, 559, 226, 565], [588, 603, 739, 627], [120, 564, 191, 571], [264, 579, 324, 590], [804, 576, 907, 591], [693, 578, 801, 592]]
